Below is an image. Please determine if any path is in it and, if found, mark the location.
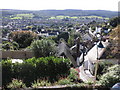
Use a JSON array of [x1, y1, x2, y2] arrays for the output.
[[78, 40, 109, 82]]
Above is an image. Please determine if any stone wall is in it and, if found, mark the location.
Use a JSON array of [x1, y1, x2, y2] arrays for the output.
[[2, 50, 34, 59]]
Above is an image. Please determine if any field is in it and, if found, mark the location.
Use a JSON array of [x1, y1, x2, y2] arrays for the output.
[[49, 15, 109, 20], [10, 13, 34, 19]]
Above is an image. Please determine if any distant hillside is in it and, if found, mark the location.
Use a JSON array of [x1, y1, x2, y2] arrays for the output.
[[1, 9, 118, 18]]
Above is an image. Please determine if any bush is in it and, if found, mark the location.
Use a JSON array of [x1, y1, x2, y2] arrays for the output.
[[8, 30, 38, 48], [97, 61, 113, 79], [57, 78, 72, 85], [109, 16, 120, 27], [12, 62, 36, 86], [57, 32, 69, 42], [2, 56, 71, 87], [98, 64, 120, 87], [7, 79, 26, 89], [2, 41, 19, 50], [32, 79, 51, 88], [29, 56, 71, 82], [68, 68, 78, 82], [2, 60, 12, 87], [30, 40, 56, 58]]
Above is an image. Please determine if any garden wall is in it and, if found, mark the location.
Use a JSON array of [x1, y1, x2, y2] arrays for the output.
[[2, 50, 34, 59]]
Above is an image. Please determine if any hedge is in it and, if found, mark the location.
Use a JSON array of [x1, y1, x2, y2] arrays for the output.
[[98, 64, 120, 87], [2, 56, 71, 87]]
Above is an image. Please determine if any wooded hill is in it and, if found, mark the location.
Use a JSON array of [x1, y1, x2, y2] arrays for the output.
[[1, 9, 118, 18]]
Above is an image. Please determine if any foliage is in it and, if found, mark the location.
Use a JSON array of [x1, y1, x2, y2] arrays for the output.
[[57, 32, 69, 42], [32, 79, 51, 88], [2, 9, 117, 19], [44, 36, 58, 43], [97, 61, 113, 79], [57, 78, 72, 85], [2, 57, 71, 87], [109, 16, 120, 27], [10, 13, 34, 19], [30, 39, 56, 58], [12, 62, 35, 86], [2, 28, 9, 36], [109, 25, 120, 59], [109, 25, 120, 43], [68, 35, 75, 47], [98, 65, 120, 87], [68, 32, 81, 47], [68, 68, 78, 82], [7, 79, 26, 89], [2, 41, 19, 50], [2, 60, 12, 86], [32, 56, 71, 82], [8, 30, 38, 48]]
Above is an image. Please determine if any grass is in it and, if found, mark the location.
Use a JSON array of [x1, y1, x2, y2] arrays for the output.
[[10, 13, 34, 19], [71, 17, 78, 19], [11, 17, 22, 19], [79, 16, 109, 20], [49, 15, 109, 20], [49, 16, 70, 19]]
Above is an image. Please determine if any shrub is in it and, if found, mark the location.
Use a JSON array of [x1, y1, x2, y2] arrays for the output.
[[2, 41, 19, 50], [98, 64, 120, 87], [68, 35, 75, 47], [8, 30, 38, 48], [12, 62, 36, 86], [7, 79, 26, 89], [57, 32, 69, 42], [30, 40, 56, 58], [2, 56, 71, 87], [109, 16, 120, 27], [32, 79, 51, 88], [32, 56, 71, 82], [97, 61, 113, 79], [57, 78, 72, 85], [68, 68, 78, 82], [68, 32, 81, 47], [2, 60, 12, 87]]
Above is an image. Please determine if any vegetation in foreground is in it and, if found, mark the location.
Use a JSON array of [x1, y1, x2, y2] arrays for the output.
[[1, 57, 120, 89]]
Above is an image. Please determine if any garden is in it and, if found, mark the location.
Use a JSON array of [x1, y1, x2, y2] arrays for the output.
[[1, 56, 120, 89]]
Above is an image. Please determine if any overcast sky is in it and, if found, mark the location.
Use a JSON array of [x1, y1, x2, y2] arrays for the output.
[[1, 0, 119, 11]]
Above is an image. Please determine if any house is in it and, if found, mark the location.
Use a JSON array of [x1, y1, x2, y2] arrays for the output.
[[38, 31, 49, 37], [57, 41, 77, 67], [81, 33, 93, 41], [48, 32, 57, 36]]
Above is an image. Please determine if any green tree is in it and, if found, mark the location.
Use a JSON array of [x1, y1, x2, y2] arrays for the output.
[[30, 39, 56, 58], [68, 32, 81, 47], [2, 41, 19, 50], [109, 25, 120, 59], [98, 65, 120, 87], [57, 32, 69, 42], [8, 31, 38, 48], [109, 16, 120, 27]]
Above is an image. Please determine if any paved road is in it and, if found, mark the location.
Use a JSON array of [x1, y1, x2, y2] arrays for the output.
[[78, 40, 109, 82]]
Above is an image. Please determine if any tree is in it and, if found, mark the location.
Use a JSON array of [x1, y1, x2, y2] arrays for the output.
[[2, 41, 19, 50], [68, 32, 81, 47], [109, 16, 120, 27], [98, 65, 120, 87], [57, 32, 69, 42], [109, 25, 120, 59], [8, 31, 38, 48], [30, 39, 56, 58]]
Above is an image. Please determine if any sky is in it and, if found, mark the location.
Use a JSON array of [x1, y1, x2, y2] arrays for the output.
[[1, 0, 119, 11]]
